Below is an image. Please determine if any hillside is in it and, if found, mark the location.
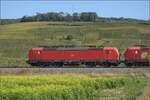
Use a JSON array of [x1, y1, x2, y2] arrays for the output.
[[0, 21, 150, 67]]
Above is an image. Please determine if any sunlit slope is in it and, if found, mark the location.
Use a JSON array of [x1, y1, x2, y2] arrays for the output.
[[0, 22, 149, 67]]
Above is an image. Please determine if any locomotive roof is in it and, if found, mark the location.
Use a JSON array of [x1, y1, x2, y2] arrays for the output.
[[128, 47, 141, 50], [38, 45, 105, 50], [128, 47, 150, 50], [43, 47, 104, 50]]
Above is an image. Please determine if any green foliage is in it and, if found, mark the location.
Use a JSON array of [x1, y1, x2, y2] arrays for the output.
[[0, 75, 147, 100], [64, 35, 74, 40]]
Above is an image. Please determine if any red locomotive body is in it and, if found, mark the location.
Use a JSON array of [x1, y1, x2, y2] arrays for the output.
[[27, 47, 120, 67], [124, 47, 150, 66]]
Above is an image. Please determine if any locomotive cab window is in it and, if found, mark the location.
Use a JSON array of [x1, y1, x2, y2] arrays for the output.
[[105, 51, 112, 54]]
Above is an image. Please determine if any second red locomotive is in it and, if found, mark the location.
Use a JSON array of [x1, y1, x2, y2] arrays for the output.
[[124, 46, 150, 66], [27, 47, 120, 67]]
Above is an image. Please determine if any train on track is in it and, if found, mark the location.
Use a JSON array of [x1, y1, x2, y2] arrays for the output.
[[27, 46, 150, 67]]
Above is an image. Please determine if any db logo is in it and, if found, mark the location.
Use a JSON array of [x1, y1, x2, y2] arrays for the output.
[[71, 54, 74, 57], [141, 52, 148, 59]]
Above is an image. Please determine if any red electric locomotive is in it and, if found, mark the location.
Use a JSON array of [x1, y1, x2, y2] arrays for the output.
[[124, 46, 150, 66], [27, 47, 120, 67]]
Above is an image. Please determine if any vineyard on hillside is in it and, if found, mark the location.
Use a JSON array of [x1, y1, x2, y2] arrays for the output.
[[0, 22, 150, 67]]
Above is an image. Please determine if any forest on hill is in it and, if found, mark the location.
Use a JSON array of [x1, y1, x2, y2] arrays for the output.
[[0, 12, 149, 25]]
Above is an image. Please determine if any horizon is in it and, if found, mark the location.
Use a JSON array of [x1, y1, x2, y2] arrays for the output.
[[1, 1, 150, 20]]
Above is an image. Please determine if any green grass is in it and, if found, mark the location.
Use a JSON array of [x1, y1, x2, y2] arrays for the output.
[[0, 21, 150, 67], [0, 75, 148, 100]]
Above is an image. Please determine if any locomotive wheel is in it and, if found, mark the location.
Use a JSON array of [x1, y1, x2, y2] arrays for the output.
[[104, 64, 111, 67], [125, 63, 133, 67], [54, 62, 64, 67], [30, 62, 41, 67], [86, 65, 96, 68], [112, 63, 119, 66], [102, 62, 111, 67], [30, 63, 39, 66], [42, 63, 50, 67], [85, 62, 96, 68]]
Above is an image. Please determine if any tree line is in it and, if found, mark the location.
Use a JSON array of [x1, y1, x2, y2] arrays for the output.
[[0, 19, 20, 25], [0, 12, 149, 25], [20, 12, 98, 22]]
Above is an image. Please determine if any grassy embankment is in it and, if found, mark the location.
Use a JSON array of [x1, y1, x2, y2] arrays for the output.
[[0, 22, 150, 67], [0, 75, 149, 100]]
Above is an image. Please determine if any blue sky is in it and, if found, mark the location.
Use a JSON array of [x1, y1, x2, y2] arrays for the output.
[[1, 1, 149, 20]]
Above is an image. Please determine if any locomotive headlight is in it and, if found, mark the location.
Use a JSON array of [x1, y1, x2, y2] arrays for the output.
[[135, 51, 138, 54], [37, 51, 41, 55]]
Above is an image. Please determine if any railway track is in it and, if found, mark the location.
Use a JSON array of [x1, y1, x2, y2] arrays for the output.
[[0, 64, 150, 68], [0, 67, 150, 75]]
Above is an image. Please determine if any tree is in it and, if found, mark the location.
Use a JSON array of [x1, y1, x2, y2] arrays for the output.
[[73, 12, 80, 21], [65, 13, 72, 21], [36, 13, 44, 21], [65, 35, 73, 40], [80, 12, 89, 21], [88, 12, 97, 21], [58, 12, 65, 21], [20, 16, 27, 22]]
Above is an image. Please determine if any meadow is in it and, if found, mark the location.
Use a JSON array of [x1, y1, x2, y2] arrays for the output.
[[0, 75, 149, 100], [0, 21, 150, 67]]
